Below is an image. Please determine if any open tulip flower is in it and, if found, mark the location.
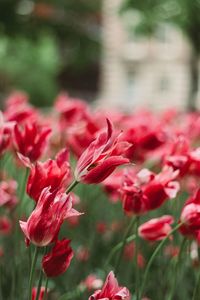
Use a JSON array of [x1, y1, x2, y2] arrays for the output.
[[121, 166, 180, 215], [13, 121, 51, 162], [2, 92, 200, 300], [89, 271, 131, 300], [19, 187, 80, 247], [27, 148, 71, 201], [75, 119, 130, 184]]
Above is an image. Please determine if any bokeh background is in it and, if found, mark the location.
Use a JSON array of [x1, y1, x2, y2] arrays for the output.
[[0, 0, 199, 110]]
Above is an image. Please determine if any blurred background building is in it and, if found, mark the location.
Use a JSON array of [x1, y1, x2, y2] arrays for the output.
[[0, 0, 199, 110], [100, 0, 196, 110]]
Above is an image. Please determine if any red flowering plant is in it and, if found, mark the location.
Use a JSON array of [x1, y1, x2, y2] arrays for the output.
[[32, 287, 47, 300], [19, 187, 80, 246], [42, 239, 73, 277], [74, 119, 130, 184], [26, 148, 71, 201], [179, 189, 200, 239], [89, 271, 131, 300], [120, 166, 180, 215], [1, 91, 200, 300], [0, 111, 15, 157], [4, 91, 38, 125], [13, 121, 51, 163], [138, 215, 174, 242]]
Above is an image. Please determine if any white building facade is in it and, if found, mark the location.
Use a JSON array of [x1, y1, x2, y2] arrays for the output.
[[99, 0, 200, 111]]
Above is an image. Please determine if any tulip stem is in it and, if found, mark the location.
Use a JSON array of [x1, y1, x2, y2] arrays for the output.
[[139, 223, 182, 299], [192, 266, 200, 300], [35, 246, 47, 300], [35, 268, 44, 300], [135, 216, 140, 300], [105, 233, 136, 269], [66, 180, 79, 194], [19, 167, 29, 216], [114, 216, 136, 275], [167, 237, 187, 300], [44, 277, 49, 300], [28, 246, 39, 300]]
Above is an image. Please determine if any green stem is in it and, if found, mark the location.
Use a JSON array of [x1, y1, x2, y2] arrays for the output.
[[135, 216, 140, 300], [59, 286, 86, 300], [44, 277, 49, 300], [192, 267, 200, 300], [35, 268, 44, 300], [0, 152, 11, 171], [115, 217, 136, 275], [12, 168, 29, 298], [18, 167, 29, 216], [0, 265, 3, 300], [167, 237, 187, 300], [28, 247, 32, 270], [105, 233, 136, 268], [28, 246, 39, 300], [139, 223, 182, 299], [66, 180, 79, 194], [35, 247, 47, 300]]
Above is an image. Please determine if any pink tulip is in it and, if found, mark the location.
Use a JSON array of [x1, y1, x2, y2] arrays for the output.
[[75, 119, 130, 184], [19, 187, 80, 247], [89, 271, 131, 300]]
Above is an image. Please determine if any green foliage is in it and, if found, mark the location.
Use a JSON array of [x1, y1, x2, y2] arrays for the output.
[[0, 0, 101, 68], [0, 33, 60, 106], [0, 152, 196, 300], [0, 0, 101, 105]]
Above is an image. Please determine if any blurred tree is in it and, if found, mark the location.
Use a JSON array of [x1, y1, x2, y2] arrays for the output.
[[0, 33, 60, 106], [0, 0, 101, 106], [121, 0, 200, 111]]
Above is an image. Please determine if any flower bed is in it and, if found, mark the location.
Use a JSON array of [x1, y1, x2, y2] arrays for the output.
[[1, 91, 200, 299]]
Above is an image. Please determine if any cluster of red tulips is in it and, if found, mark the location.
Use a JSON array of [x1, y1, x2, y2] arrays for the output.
[[1, 91, 200, 299]]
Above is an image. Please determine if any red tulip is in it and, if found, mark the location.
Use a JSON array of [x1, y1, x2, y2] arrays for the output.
[[0, 180, 18, 209], [0, 111, 15, 156], [189, 148, 200, 176], [179, 189, 200, 238], [4, 91, 38, 125], [120, 168, 148, 216], [66, 115, 100, 157], [76, 246, 90, 262], [27, 148, 71, 201], [138, 215, 174, 241], [102, 170, 124, 202], [89, 271, 131, 300], [143, 167, 179, 210], [75, 119, 130, 184], [55, 93, 89, 132], [19, 187, 80, 246], [164, 136, 190, 176], [121, 167, 179, 215], [122, 185, 147, 216], [0, 216, 12, 235], [13, 122, 51, 162], [180, 203, 200, 230], [82, 274, 103, 291], [42, 239, 73, 277]]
